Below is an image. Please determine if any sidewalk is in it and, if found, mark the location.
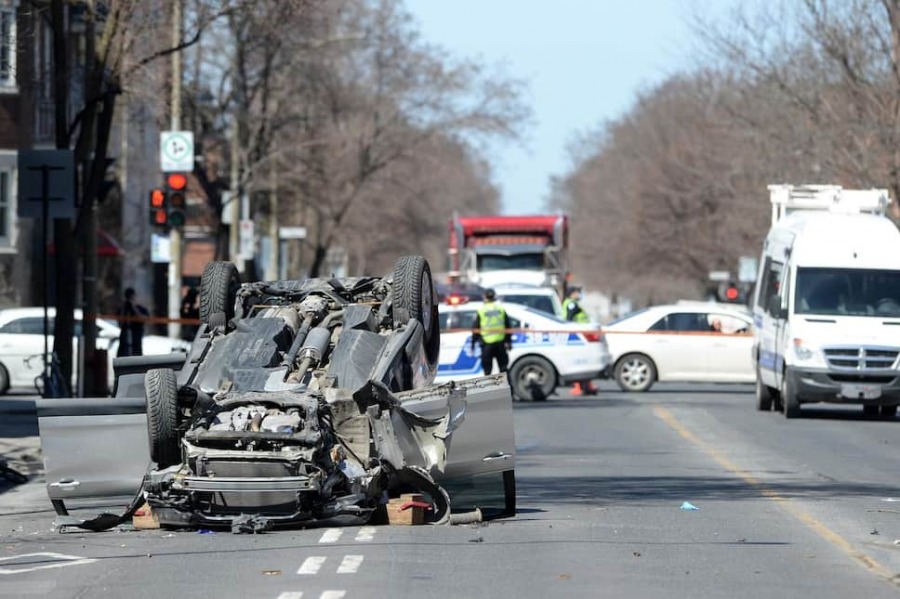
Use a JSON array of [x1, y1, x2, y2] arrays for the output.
[[0, 395, 47, 514]]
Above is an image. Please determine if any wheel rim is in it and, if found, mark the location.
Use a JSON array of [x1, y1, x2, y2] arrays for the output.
[[620, 358, 649, 390], [518, 363, 550, 390]]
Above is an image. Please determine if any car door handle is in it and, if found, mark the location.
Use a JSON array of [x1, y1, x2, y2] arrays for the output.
[[482, 451, 513, 462], [49, 479, 81, 489]]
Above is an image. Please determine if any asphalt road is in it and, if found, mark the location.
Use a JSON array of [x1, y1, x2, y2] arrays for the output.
[[1, 382, 899, 598]]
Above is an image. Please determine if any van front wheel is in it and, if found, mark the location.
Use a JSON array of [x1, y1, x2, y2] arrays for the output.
[[782, 372, 801, 419]]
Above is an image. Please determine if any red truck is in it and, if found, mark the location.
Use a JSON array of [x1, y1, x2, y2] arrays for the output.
[[447, 214, 569, 297]]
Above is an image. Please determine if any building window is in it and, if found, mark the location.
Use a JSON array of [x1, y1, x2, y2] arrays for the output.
[[0, 170, 10, 246], [0, 5, 15, 88]]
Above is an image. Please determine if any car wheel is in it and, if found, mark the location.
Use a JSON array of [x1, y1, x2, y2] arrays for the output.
[[880, 405, 898, 418], [199, 261, 240, 324], [863, 405, 880, 418], [145, 368, 180, 468], [755, 370, 773, 411], [509, 356, 556, 401], [502, 470, 516, 516], [782, 371, 801, 419], [614, 353, 656, 392], [0, 363, 9, 395], [392, 255, 439, 363]]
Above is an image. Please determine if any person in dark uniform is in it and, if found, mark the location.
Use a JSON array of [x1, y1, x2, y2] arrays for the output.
[[117, 287, 148, 357], [564, 286, 598, 396], [471, 288, 513, 375]]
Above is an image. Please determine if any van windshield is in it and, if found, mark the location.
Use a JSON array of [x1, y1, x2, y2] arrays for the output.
[[795, 268, 900, 317]]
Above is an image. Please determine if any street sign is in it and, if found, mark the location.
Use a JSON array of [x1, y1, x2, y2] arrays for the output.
[[708, 270, 731, 282], [279, 226, 307, 240], [151, 233, 171, 263], [239, 219, 255, 260], [738, 256, 759, 283], [17, 150, 75, 219], [160, 131, 194, 172]]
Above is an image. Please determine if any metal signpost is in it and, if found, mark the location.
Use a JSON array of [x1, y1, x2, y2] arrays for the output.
[[17, 150, 75, 388]]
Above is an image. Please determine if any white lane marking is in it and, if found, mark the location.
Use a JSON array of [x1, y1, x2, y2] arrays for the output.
[[297, 556, 327, 575], [354, 526, 376, 542], [318, 528, 342, 544], [0, 552, 97, 575], [320, 591, 346, 599], [276, 593, 303, 599], [336, 555, 364, 574]]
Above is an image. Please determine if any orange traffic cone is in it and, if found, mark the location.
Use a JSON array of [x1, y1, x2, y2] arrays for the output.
[[571, 382, 585, 396]]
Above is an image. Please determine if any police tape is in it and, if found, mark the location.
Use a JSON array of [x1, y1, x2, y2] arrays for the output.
[[94, 313, 202, 326]]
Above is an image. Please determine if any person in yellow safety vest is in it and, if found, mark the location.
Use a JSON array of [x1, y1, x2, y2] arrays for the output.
[[564, 286, 599, 396], [471, 288, 513, 375]]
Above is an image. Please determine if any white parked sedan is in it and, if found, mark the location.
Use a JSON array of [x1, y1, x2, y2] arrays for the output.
[[0, 307, 190, 394], [436, 300, 612, 401], [603, 304, 754, 392]]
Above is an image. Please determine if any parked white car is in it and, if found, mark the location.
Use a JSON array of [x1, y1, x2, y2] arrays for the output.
[[436, 300, 612, 400], [604, 304, 754, 392], [0, 307, 189, 394]]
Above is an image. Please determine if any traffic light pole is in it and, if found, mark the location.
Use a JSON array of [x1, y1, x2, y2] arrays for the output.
[[167, 0, 183, 340]]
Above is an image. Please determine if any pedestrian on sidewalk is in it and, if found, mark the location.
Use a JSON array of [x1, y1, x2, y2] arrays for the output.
[[117, 287, 148, 357]]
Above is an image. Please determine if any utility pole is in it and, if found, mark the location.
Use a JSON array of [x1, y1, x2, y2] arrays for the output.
[[266, 163, 278, 280], [168, 0, 183, 339]]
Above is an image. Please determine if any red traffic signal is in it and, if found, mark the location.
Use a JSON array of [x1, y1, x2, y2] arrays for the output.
[[149, 188, 168, 226], [165, 173, 188, 228], [725, 286, 739, 301]]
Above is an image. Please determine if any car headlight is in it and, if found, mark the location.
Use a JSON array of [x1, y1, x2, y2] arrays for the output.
[[792, 338, 823, 365]]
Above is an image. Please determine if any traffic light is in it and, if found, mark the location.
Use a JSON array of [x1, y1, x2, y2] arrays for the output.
[[166, 173, 188, 228], [718, 281, 742, 303], [149, 188, 167, 227]]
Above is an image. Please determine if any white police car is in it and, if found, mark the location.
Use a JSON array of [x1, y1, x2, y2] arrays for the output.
[[436, 300, 612, 400]]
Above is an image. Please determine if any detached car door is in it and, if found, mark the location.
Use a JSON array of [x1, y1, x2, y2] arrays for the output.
[[38, 395, 149, 505]]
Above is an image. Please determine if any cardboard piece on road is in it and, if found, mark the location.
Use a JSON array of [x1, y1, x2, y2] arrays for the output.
[[387, 493, 426, 525], [132, 502, 160, 529]]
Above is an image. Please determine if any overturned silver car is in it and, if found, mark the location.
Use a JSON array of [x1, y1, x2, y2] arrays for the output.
[[38, 256, 516, 530]]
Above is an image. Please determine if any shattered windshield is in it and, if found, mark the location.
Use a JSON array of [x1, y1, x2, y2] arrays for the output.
[[795, 268, 900, 317]]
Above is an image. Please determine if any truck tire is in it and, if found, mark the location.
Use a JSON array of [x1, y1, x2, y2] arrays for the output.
[[782, 371, 801, 419], [755, 369, 773, 411], [199, 261, 240, 324], [614, 353, 656, 392], [509, 355, 556, 401], [392, 255, 439, 363], [145, 368, 180, 468]]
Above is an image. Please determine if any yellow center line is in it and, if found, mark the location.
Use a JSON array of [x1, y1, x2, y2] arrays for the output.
[[652, 406, 898, 585]]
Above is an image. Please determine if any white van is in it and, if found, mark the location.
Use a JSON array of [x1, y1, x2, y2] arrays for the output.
[[753, 185, 900, 418]]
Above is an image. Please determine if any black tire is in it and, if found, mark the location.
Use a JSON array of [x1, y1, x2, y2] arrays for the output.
[[502, 470, 516, 516], [863, 405, 880, 418], [509, 355, 556, 401], [755, 370, 773, 411], [614, 353, 656, 392], [782, 371, 801, 419], [199, 261, 240, 324], [881, 405, 898, 418], [0, 363, 9, 395], [145, 368, 180, 468], [392, 255, 439, 364]]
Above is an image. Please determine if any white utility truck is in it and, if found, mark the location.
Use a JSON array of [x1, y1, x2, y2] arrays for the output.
[[753, 185, 900, 418]]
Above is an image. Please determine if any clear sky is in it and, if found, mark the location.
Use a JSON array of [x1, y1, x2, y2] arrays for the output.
[[404, 0, 727, 215]]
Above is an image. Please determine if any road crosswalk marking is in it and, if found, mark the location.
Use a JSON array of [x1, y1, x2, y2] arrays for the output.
[[318, 529, 342, 543], [354, 526, 376, 542], [320, 592, 346, 599], [276, 593, 303, 599], [297, 556, 327, 575], [336, 555, 364, 574]]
